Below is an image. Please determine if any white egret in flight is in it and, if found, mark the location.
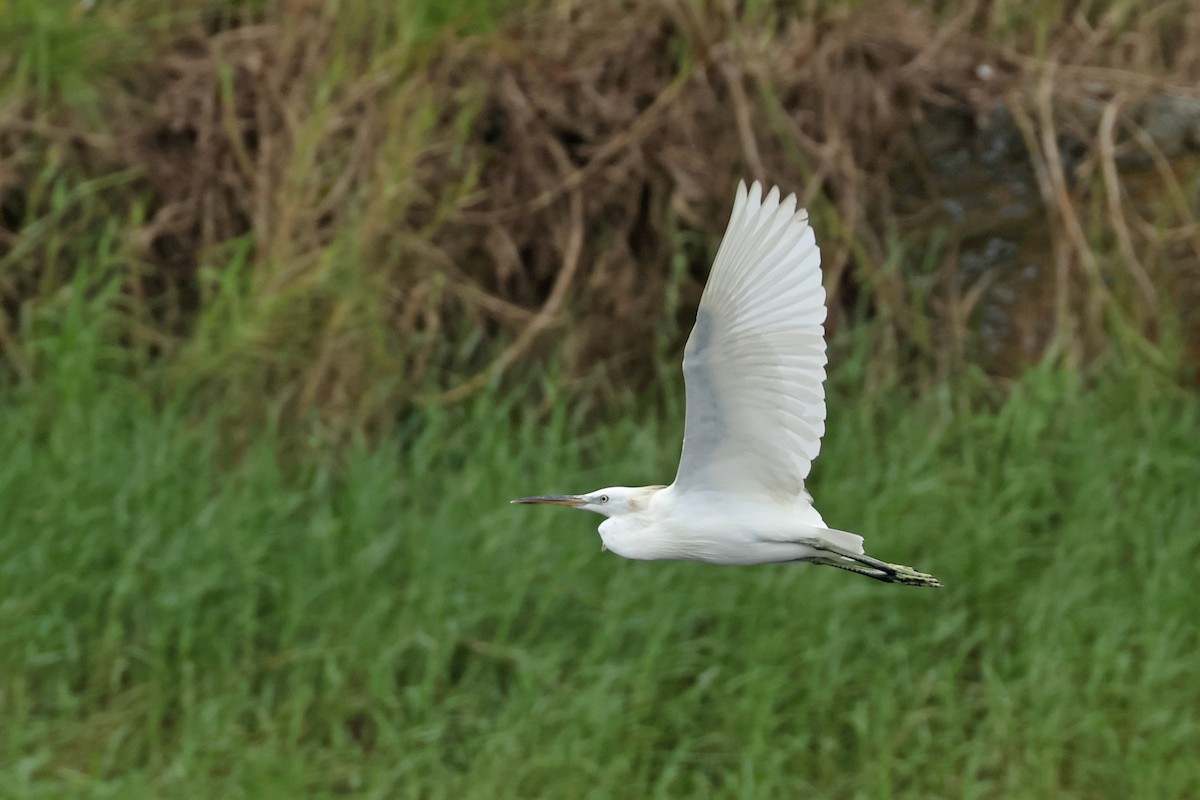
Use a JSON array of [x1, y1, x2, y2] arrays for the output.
[[514, 181, 941, 587]]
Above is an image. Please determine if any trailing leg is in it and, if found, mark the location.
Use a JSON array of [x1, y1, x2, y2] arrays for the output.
[[806, 556, 893, 583], [799, 538, 942, 588]]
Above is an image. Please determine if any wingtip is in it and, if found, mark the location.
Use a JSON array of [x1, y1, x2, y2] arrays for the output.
[[740, 181, 810, 223], [741, 182, 807, 223], [747, 180, 763, 208], [778, 191, 797, 220]]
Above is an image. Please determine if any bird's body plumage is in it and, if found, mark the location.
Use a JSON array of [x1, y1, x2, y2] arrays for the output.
[[597, 485, 863, 565], [514, 181, 941, 587]]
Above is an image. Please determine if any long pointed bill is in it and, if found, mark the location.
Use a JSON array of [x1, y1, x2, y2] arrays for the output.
[[510, 495, 586, 507]]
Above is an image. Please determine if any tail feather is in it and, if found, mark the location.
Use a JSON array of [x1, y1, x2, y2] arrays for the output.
[[817, 527, 865, 555]]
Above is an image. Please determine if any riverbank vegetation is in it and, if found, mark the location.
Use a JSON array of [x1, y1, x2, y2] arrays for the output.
[[3, 0, 1197, 433], [1, 1, 1198, 796]]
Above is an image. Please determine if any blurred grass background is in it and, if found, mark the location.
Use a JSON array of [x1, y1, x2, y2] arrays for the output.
[[1, 0, 1199, 797]]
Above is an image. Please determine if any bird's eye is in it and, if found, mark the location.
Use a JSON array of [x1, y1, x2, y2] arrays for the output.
[[598, 495, 609, 503]]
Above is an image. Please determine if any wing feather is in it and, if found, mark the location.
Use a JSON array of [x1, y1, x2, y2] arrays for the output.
[[672, 181, 828, 499]]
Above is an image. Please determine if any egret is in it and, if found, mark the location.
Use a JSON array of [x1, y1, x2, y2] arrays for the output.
[[514, 181, 941, 587]]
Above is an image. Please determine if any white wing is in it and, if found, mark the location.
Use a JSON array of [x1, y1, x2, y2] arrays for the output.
[[672, 181, 827, 500]]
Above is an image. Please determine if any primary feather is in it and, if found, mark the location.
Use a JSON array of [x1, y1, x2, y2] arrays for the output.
[[674, 181, 827, 500]]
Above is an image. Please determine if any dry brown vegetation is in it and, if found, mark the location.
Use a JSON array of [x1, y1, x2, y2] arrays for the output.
[[2, 0, 1199, 437]]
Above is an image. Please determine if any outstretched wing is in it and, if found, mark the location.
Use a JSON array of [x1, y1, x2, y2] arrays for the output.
[[672, 181, 827, 500]]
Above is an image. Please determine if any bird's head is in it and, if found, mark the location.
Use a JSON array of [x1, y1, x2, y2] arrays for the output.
[[511, 485, 663, 518]]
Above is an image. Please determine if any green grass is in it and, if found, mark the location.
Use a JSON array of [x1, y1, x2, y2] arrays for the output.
[[2, 339, 1198, 798]]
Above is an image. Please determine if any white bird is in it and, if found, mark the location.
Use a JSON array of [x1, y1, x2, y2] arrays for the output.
[[514, 181, 941, 587]]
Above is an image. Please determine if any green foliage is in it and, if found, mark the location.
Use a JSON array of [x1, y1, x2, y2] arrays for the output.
[[2, 317, 1198, 796], [0, 0, 130, 117]]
